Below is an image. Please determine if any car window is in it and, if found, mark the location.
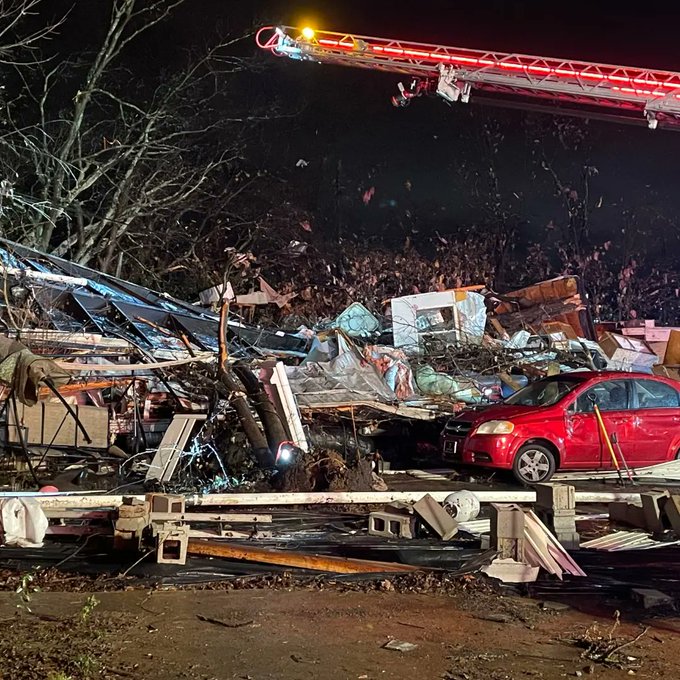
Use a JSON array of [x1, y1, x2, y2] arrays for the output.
[[634, 379, 680, 409], [573, 380, 631, 413], [505, 379, 580, 407]]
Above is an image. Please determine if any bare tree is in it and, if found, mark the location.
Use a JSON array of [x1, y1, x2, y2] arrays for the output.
[[0, 0, 254, 272], [0, 0, 63, 65]]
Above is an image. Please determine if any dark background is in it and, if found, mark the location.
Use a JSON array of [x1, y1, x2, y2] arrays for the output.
[[43, 1, 680, 306], [235, 1, 680, 258]]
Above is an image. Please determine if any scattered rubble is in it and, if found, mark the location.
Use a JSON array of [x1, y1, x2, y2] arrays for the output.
[[571, 613, 648, 669], [0, 238, 679, 642], [0, 234, 676, 497]]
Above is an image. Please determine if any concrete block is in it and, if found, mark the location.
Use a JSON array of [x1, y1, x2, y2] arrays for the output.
[[385, 501, 415, 515], [551, 517, 577, 533], [118, 497, 150, 518], [496, 536, 525, 561], [368, 511, 416, 539], [147, 493, 185, 515], [535, 483, 575, 511], [156, 523, 189, 565], [114, 498, 150, 550], [113, 516, 147, 551], [553, 531, 580, 550], [663, 495, 680, 535], [490, 504, 525, 560], [631, 588, 674, 610], [641, 492, 670, 533], [609, 501, 646, 529], [413, 494, 458, 540], [626, 504, 648, 530], [490, 504, 525, 540]]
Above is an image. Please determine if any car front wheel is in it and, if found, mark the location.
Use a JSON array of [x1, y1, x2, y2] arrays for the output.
[[512, 444, 556, 485]]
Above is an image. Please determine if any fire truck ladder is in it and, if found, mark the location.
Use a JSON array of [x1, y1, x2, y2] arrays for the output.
[[256, 26, 680, 130]]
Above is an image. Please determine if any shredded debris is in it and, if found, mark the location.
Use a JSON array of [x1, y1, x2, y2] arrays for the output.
[[570, 612, 648, 669]]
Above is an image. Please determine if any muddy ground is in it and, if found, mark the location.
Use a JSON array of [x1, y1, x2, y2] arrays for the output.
[[0, 584, 678, 680]]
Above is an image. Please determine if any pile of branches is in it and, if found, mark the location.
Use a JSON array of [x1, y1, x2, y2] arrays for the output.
[[571, 612, 648, 670], [414, 340, 594, 379]]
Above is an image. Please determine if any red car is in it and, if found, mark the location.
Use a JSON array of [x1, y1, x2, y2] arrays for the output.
[[441, 371, 680, 485]]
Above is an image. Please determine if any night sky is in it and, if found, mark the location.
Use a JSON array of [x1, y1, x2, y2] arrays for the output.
[[63, 2, 680, 283], [232, 1, 680, 260]]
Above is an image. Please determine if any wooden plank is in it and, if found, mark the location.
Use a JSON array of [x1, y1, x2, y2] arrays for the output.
[[46, 525, 104, 536], [524, 509, 586, 577], [297, 401, 436, 420], [150, 512, 272, 523], [42, 509, 272, 523], [43, 509, 113, 520], [20, 489, 645, 510], [146, 414, 207, 483], [57, 353, 214, 372], [191, 491, 623, 507], [188, 529, 255, 539], [187, 540, 419, 574], [45, 525, 266, 540]]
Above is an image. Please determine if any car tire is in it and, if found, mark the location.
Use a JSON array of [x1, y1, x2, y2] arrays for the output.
[[512, 444, 556, 485]]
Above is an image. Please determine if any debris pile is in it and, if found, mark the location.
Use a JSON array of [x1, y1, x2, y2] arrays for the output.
[[0, 236, 674, 496], [0, 238, 679, 625]]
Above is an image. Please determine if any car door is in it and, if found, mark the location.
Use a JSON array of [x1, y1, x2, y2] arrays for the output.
[[595, 379, 637, 469], [564, 379, 635, 469], [563, 386, 603, 468], [631, 379, 680, 466]]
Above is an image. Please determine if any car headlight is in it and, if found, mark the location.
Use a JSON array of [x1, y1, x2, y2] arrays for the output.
[[474, 420, 515, 435]]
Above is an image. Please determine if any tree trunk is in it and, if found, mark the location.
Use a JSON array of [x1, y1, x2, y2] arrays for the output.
[[217, 369, 272, 468], [217, 302, 272, 468], [233, 363, 288, 452]]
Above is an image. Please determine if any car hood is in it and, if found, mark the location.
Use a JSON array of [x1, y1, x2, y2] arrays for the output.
[[453, 403, 540, 425]]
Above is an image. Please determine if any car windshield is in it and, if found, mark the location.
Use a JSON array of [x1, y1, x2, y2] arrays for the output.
[[505, 379, 581, 407]]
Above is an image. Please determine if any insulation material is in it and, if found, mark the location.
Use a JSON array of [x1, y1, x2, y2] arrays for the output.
[[522, 509, 586, 579], [334, 302, 380, 338], [286, 335, 397, 405], [362, 345, 416, 400], [8, 402, 110, 449], [414, 366, 485, 403]]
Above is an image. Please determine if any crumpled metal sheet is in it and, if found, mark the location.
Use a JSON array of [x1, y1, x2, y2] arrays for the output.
[[0, 239, 308, 358], [286, 348, 397, 405]]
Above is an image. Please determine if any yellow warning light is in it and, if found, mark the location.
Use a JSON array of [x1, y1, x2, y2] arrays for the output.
[[301, 27, 315, 40]]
